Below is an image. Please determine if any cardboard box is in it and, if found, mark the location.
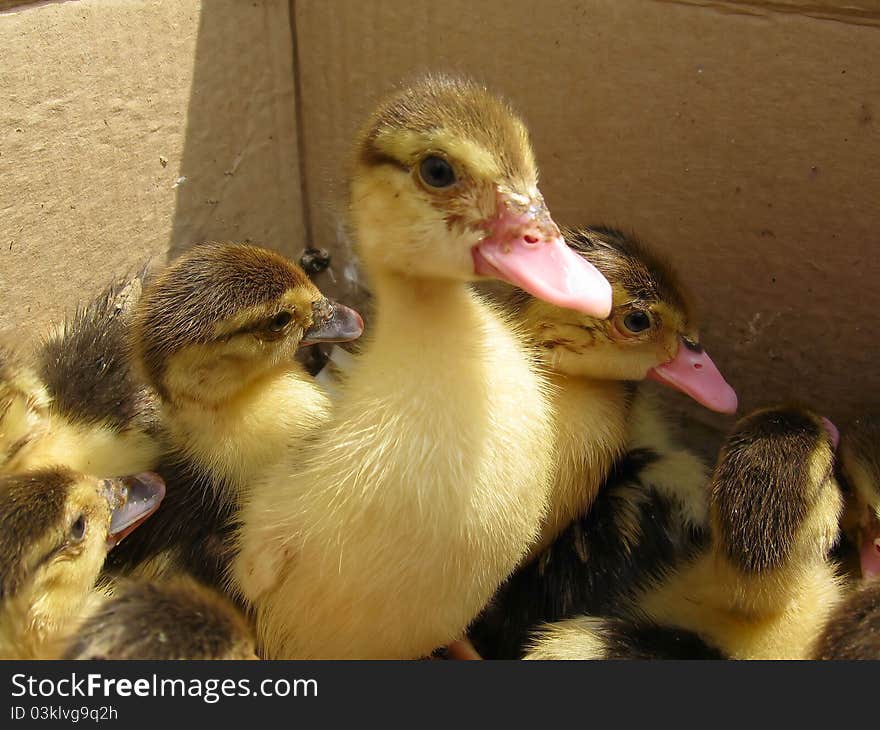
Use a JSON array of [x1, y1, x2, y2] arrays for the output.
[[0, 0, 304, 332], [2, 0, 878, 436]]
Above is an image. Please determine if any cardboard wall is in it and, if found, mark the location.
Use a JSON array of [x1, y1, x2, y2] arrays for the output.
[[0, 0, 304, 331], [1, 0, 878, 440], [293, 0, 880, 434]]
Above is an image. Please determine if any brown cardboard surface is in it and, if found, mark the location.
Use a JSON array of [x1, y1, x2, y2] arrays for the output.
[[0, 0, 304, 335], [658, 1, 880, 27], [653, 0, 880, 26], [294, 0, 880, 431]]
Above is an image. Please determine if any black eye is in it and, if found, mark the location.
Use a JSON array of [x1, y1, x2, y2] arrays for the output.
[[69, 514, 86, 542], [268, 311, 293, 332], [623, 311, 652, 333], [418, 156, 457, 189]]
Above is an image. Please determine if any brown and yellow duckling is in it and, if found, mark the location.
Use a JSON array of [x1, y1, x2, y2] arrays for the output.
[[497, 225, 735, 556], [469, 226, 733, 658], [233, 75, 613, 659], [0, 468, 164, 658], [104, 242, 362, 588], [526, 406, 845, 660], [1, 273, 161, 479], [64, 575, 256, 660]]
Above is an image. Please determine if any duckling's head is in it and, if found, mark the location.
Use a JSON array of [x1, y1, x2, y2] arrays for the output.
[[838, 416, 880, 579], [0, 469, 164, 635], [512, 227, 737, 413], [351, 75, 611, 317], [133, 243, 363, 407], [710, 406, 841, 575]]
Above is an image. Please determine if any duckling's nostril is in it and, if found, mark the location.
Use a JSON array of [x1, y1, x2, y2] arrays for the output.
[[524, 234, 539, 245], [693, 362, 703, 370]]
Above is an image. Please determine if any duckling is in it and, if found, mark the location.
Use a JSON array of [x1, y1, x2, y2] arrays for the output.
[[0, 337, 50, 472], [104, 242, 362, 588], [532, 406, 844, 660], [523, 407, 844, 660], [64, 576, 257, 660], [466, 226, 733, 657], [2, 272, 162, 478], [495, 225, 736, 558], [233, 75, 613, 659], [0, 468, 164, 659], [837, 416, 880, 579], [812, 579, 880, 660]]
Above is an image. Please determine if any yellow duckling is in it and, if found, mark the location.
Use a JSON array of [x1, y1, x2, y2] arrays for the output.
[[234, 75, 613, 659], [469, 225, 733, 657], [2, 273, 161, 479], [0, 468, 164, 659], [105, 242, 362, 587], [496, 225, 736, 556], [526, 406, 845, 660]]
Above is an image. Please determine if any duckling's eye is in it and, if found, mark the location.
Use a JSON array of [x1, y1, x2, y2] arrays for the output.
[[69, 514, 86, 543], [623, 311, 652, 333], [419, 156, 457, 189], [268, 311, 293, 332]]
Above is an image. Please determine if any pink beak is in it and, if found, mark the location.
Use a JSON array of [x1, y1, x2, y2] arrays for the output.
[[472, 190, 612, 318], [647, 338, 738, 414]]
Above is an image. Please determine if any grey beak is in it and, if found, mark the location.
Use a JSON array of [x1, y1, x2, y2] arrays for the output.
[[301, 299, 364, 346], [102, 472, 166, 547]]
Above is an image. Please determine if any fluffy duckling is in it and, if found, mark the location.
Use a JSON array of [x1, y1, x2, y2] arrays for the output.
[[64, 576, 257, 660], [837, 416, 880, 579], [233, 75, 613, 659], [2, 273, 161, 478], [104, 243, 362, 587], [498, 226, 736, 557], [467, 226, 733, 658], [0, 468, 164, 659], [0, 337, 50, 472], [521, 408, 844, 661], [528, 407, 844, 660], [812, 579, 880, 659]]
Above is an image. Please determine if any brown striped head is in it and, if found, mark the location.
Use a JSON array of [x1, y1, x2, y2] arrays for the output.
[[351, 76, 611, 316], [353, 75, 536, 280], [710, 406, 841, 575], [0, 469, 163, 626], [509, 227, 736, 413], [133, 243, 362, 407]]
